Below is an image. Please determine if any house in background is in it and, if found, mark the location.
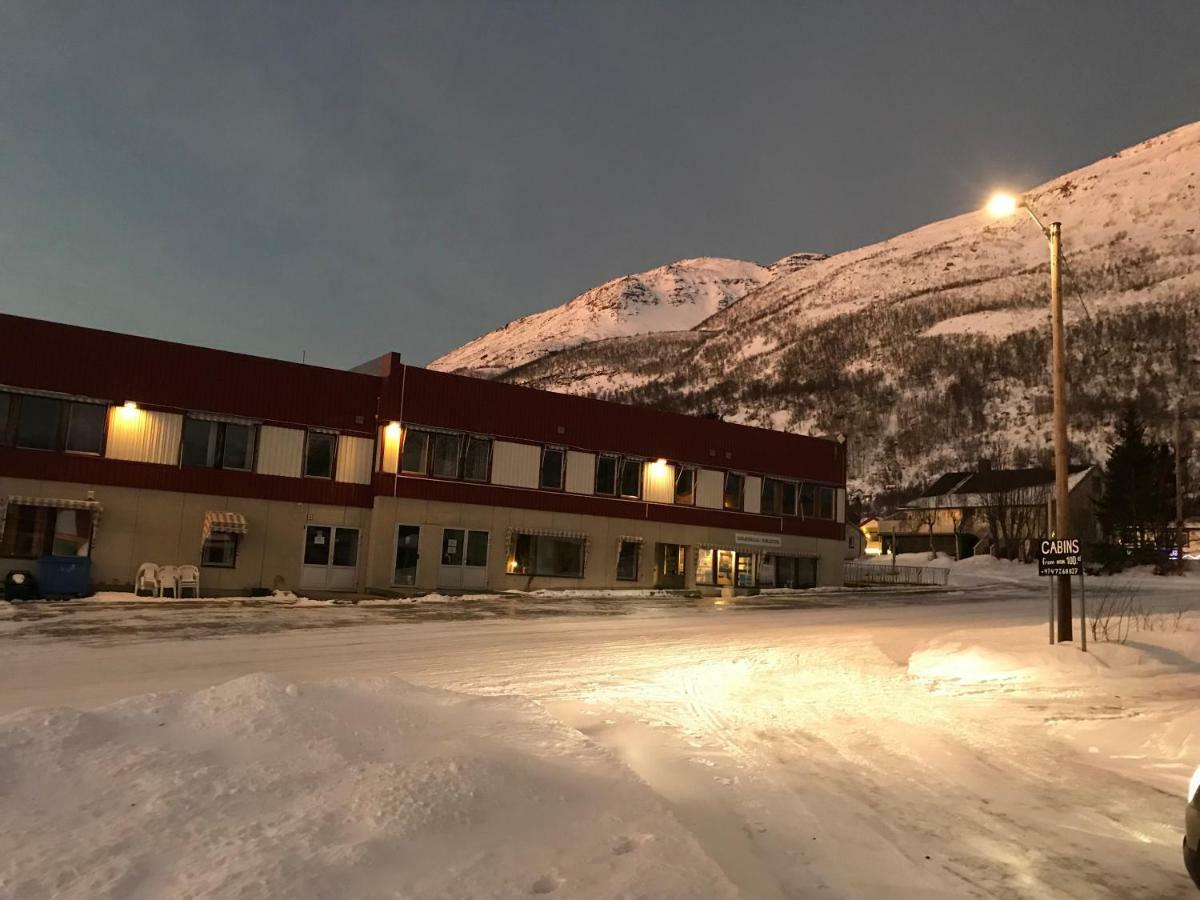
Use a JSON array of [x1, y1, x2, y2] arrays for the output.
[[878, 463, 1100, 560]]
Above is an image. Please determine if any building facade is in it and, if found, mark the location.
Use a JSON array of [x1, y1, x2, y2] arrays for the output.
[[0, 314, 849, 596]]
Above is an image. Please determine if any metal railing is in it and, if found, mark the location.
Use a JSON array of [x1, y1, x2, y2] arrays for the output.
[[844, 562, 950, 587]]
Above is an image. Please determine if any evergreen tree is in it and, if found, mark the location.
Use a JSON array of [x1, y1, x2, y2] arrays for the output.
[[1097, 404, 1176, 548]]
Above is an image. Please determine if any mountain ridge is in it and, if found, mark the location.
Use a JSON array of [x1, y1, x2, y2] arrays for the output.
[[431, 121, 1200, 500]]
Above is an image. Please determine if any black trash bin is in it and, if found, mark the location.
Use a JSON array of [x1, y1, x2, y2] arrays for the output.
[[4, 570, 39, 601]]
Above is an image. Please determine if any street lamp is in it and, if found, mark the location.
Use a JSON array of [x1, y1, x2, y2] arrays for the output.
[[987, 191, 1073, 642]]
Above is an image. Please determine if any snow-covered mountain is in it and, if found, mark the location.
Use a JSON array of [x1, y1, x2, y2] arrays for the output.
[[433, 121, 1200, 499], [429, 256, 823, 376]]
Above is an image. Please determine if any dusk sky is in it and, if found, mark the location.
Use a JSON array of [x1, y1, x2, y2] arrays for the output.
[[3, 1, 1198, 368]]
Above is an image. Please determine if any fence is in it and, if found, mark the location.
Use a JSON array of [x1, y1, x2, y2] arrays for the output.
[[844, 562, 950, 587]]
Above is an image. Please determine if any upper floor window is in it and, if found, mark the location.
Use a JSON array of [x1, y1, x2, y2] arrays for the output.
[[304, 430, 337, 478], [800, 482, 816, 518], [762, 477, 797, 516], [818, 486, 836, 520], [181, 418, 257, 471], [618, 458, 642, 499], [595, 455, 618, 495], [674, 466, 696, 505], [399, 427, 491, 483], [723, 472, 745, 511], [0, 391, 106, 455], [462, 436, 492, 482], [430, 432, 462, 479], [540, 446, 566, 490], [401, 429, 430, 474]]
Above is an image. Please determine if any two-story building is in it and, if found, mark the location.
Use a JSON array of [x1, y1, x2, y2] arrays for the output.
[[0, 314, 849, 596]]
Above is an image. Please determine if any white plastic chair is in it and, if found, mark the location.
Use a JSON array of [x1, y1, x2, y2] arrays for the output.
[[177, 565, 200, 599], [156, 565, 180, 598], [135, 563, 159, 597]]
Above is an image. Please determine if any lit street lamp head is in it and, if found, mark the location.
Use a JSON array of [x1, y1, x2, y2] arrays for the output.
[[985, 192, 1021, 217]]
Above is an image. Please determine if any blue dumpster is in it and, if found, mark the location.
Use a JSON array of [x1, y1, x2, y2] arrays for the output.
[[35, 556, 92, 598]]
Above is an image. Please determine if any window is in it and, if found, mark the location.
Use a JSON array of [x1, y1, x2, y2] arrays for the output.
[[695, 547, 714, 585], [510, 534, 586, 577], [674, 466, 695, 505], [723, 472, 745, 511], [181, 418, 257, 470], [441, 528, 489, 568], [15, 395, 61, 450], [818, 486, 836, 520], [0, 505, 92, 559], [616, 539, 640, 581], [762, 478, 797, 516], [595, 455, 618, 495], [304, 430, 337, 478], [800, 482, 816, 518], [540, 447, 565, 490], [332, 528, 359, 567], [465, 530, 489, 567], [401, 429, 430, 474], [1, 394, 107, 454], [64, 403, 107, 455], [618, 458, 642, 498], [430, 432, 462, 479], [201, 533, 238, 568], [462, 436, 492, 482]]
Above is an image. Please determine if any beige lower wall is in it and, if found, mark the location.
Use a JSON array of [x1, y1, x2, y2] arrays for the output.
[[365, 496, 845, 593], [1, 476, 844, 596], [0, 476, 369, 595]]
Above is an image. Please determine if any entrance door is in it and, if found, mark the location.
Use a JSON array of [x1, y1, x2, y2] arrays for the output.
[[715, 549, 735, 587], [438, 528, 489, 590], [394, 525, 421, 586], [654, 543, 686, 589], [735, 553, 756, 588], [300, 525, 361, 590]]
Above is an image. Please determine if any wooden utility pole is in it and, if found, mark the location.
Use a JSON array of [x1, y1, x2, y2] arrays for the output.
[[1049, 222, 1073, 641], [1177, 400, 1187, 573]]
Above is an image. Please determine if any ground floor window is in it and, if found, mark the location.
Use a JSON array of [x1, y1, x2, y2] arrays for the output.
[[696, 548, 739, 586], [765, 555, 818, 589], [616, 539, 640, 581], [509, 534, 586, 578], [201, 533, 239, 568], [0, 505, 92, 559]]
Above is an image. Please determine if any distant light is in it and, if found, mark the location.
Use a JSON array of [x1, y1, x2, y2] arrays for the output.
[[986, 192, 1019, 217]]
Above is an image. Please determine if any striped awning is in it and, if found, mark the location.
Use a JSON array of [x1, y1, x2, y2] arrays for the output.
[[505, 527, 589, 542], [203, 511, 248, 542], [0, 495, 103, 543]]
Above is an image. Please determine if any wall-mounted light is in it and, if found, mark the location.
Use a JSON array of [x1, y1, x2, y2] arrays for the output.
[[654, 457, 668, 467], [384, 421, 402, 439], [118, 401, 140, 421]]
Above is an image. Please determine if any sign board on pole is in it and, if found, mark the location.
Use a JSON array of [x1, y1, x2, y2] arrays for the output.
[[1038, 538, 1082, 577]]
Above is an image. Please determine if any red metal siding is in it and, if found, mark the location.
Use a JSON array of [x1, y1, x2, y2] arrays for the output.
[[1, 447, 374, 508], [374, 473, 845, 541], [0, 313, 379, 433], [388, 365, 845, 485]]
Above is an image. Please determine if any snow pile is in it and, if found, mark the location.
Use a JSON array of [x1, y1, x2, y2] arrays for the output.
[[0, 674, 735, 899]]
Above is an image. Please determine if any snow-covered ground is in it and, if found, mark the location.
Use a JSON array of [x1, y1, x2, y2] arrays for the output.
[[1, 567, 1197, 898]]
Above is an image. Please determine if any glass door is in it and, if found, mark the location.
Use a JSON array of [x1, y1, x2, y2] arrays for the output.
[[438, 528, 489, 589], [300, 525, 360, 590], [394, 525, 421, 586]]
